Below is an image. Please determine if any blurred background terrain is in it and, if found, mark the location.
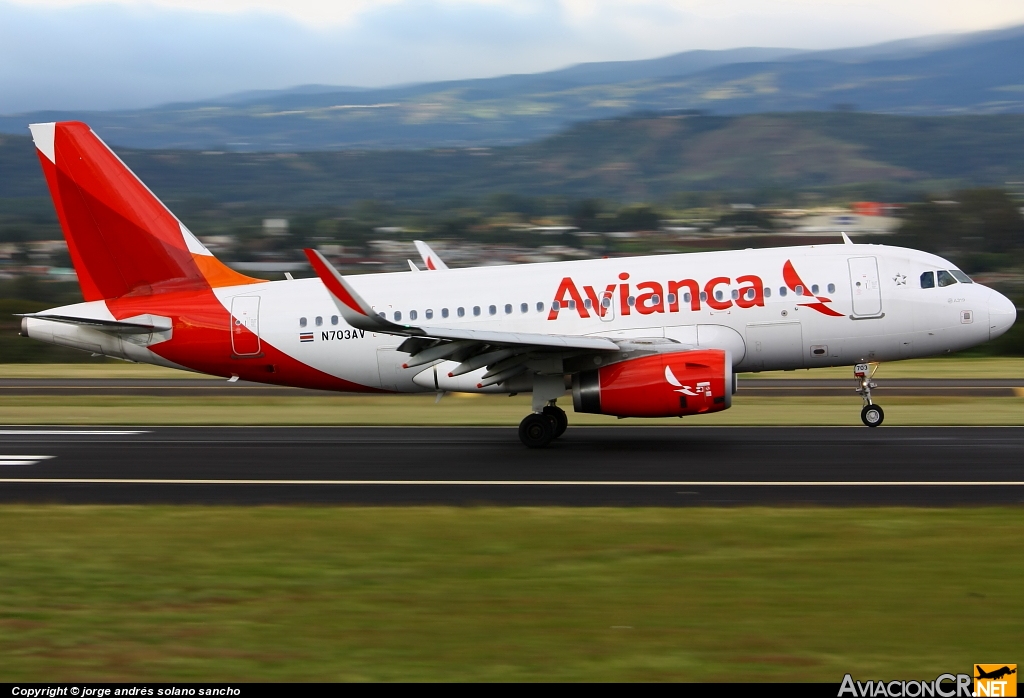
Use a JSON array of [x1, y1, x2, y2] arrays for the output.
[[2, 24, 1023, 361]]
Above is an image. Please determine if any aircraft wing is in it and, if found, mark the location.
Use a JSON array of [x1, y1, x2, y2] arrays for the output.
[[414, 240, 450, 271], [304, 249, 619, 384], [305, 248, 615, 350]]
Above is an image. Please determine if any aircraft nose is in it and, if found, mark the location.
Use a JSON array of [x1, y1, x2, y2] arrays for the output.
[[988, 289, 1017, 340]]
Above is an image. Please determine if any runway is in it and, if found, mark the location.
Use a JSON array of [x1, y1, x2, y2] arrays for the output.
[[1, 426, 1022, 505]]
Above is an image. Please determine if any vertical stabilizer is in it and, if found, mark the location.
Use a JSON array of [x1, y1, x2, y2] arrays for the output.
[[29, 121, 258, 301]]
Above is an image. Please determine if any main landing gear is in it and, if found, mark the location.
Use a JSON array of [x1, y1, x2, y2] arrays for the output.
[[855, 363, 884, 427], [519, 402, 568, 448]]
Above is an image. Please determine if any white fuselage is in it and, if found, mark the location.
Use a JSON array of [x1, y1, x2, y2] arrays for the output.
[[28, 242, 1017, 394]]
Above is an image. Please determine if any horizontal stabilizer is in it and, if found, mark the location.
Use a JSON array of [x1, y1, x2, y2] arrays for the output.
[[18, 313, 170, 334]]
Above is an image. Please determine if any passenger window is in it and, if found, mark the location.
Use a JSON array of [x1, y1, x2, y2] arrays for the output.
[[683, 292, 692, 303], [473, 306, 481, 316], [552, 301, 561, 311], [950, 269, 973, 284], [700, 291, 708, 302], [601, 297, 611, 308], [827, 283, 835, 294], [779, 287, 787, 297], [505, 304, 512, 314], [627, 296, 636, 306], [378, 312, 385, 319], [937, 270, 957, 287], [410, 310, 417, 320], [811, 284, 819, 295], [394, 311, 402, 321], [583, 298, 592, 309], [567, 300, 576, 310], [745, 288, 755, 300], [299, 317, 307, 328], [764, 288, 771, 298], [650, 294, 661, 306], [667, 293, 676, 305], [315, 316, 323, 326], [730, 289, 738, 300], [331, 315, 339, 325], [715, 290, 723, 301], [521, 303, 528, 313], [536, 302, 544, 312], [425, 309, 433, 320], [442, 308, 450, 318], [457, 307, 465, 317], [795, 285, 803, 295], [488, 305, 496, 315]]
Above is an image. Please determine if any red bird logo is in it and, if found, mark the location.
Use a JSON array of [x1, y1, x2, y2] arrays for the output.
[[783, 260, 844, 317]]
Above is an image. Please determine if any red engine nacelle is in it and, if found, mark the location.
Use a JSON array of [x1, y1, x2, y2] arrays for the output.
[[572, 350, 733, 418]]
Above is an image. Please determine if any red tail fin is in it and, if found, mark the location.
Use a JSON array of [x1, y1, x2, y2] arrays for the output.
[[29, 121, 258, 301]]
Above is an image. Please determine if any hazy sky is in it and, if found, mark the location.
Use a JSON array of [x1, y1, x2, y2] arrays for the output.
[[4, 0, 1024, 113]]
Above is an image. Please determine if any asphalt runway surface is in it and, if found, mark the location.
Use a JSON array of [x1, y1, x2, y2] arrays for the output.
[[1, 426, 1022, 506], [1, 377, 1022, 396]]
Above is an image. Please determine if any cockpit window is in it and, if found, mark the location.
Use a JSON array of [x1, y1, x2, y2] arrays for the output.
[[950, 269, 974, 284], [920, 271, 935, 289], [937, 270, 957, 287]]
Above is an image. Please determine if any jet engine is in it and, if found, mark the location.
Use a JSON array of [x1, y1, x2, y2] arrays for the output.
[[572, 349, 732, 418]]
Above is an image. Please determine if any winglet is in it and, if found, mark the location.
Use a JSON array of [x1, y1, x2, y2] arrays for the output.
[[304, 248, 414, 334], [841, 231, 853, 245], [414, 240, 449, 271]]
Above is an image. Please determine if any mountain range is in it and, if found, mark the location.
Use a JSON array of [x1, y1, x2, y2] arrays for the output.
[[4, 112, 1024, 209], [3, 25, 1024, 151]]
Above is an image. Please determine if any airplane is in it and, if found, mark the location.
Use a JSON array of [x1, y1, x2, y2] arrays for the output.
[[18, 121, 1018, 447], [976, 666, 1016, 681]]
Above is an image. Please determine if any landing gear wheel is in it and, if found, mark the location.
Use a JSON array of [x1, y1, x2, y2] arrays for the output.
[[543, 405, 568, 438], [519, 413, 556, 448], [861, 404, 884, 428]]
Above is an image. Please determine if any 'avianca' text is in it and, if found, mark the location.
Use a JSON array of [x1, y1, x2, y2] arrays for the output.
[[548, 273, 766, 320]]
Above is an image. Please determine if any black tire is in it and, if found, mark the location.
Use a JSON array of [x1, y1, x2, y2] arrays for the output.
[[861, 404, 884, 428], [519, 413, 555, 448], [543, 405, 568, 438]]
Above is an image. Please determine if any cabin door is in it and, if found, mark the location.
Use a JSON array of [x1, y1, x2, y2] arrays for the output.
[[848, 257, 882, 317], [230, 296, 261, 356]]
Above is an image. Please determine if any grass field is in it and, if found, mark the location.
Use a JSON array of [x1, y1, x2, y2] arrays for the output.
[[0, 506, 1019, 682], [0, 394, 1021, 426]]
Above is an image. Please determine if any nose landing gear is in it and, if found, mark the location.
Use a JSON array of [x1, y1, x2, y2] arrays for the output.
[[855, 363, 884, 427]]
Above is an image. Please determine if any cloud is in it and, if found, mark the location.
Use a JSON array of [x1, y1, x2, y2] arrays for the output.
[[3, 0, 1024, 113]]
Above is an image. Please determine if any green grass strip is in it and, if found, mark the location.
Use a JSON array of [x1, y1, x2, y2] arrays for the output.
[[0, 506, 1020, 681], [0, 394, 1021, 425]]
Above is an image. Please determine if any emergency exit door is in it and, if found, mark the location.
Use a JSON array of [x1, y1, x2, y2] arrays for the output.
[[848, 257, 882, 317], [230, 296, 261, 356]]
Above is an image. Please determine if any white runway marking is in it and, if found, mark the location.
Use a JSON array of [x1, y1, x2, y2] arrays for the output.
[[0, 478, 1022, 486], [0, 456, 55, 466], [0, 430, 148, 435]]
